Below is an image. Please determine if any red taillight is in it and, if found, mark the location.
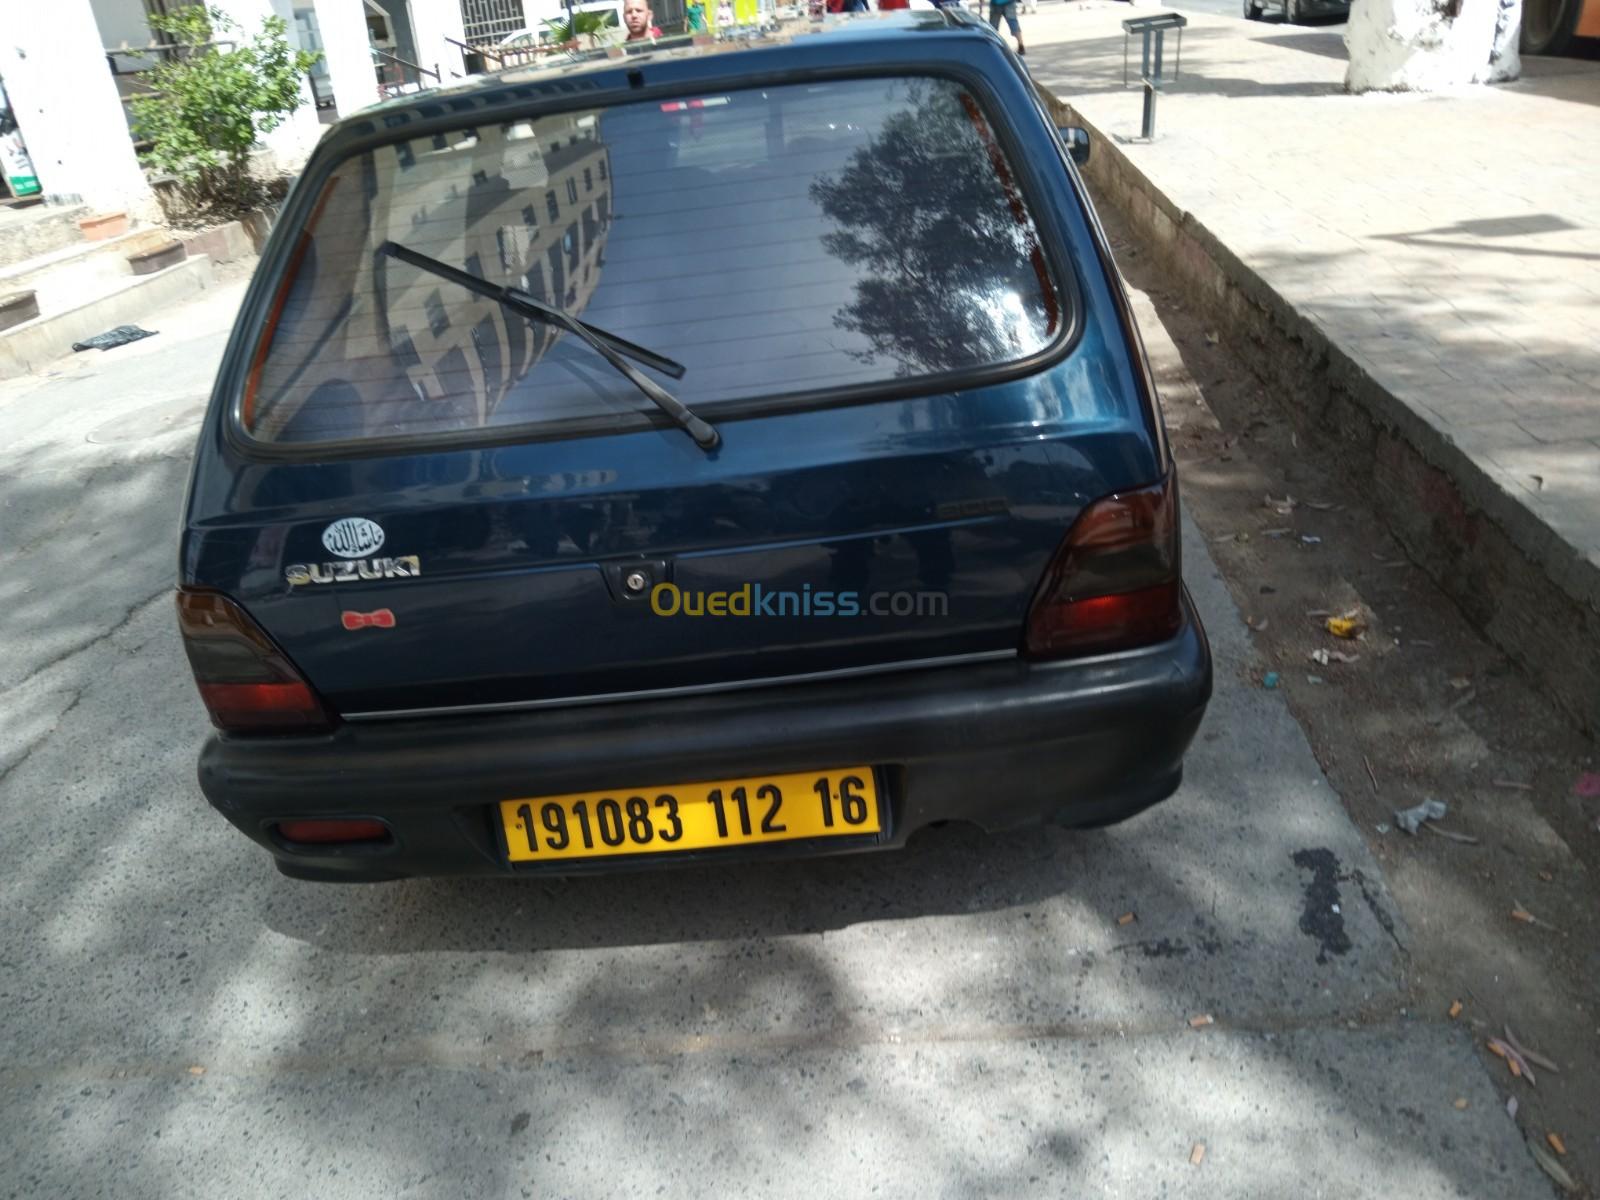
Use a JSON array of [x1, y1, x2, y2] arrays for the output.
[[177, 589, 334, 733], [275, 818, 389, 844], [1023, 475, 1183, 660]]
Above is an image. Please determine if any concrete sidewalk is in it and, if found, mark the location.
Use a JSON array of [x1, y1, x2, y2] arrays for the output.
[[1025, 6, 1600, 730]]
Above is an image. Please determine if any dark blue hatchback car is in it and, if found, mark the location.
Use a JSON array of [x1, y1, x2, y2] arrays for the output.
[[179, 12, 1211, 881]]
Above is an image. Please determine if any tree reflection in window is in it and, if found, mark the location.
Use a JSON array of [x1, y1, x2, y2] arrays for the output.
[[810, 82, 1061, 376]]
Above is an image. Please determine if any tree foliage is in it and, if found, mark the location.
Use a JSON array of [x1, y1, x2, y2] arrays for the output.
[[131, 5, 320, 213], [543, 11, 619, 46], [809, 83, 1056, 375]]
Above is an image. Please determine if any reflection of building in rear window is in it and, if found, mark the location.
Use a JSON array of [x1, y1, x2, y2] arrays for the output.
[[241, 79, 1064, 446], [424, 289, 449, 336]]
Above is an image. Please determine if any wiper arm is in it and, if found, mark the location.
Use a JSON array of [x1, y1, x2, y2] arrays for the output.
[[378, 240, 719, 451], [380, 240, 683, 378]]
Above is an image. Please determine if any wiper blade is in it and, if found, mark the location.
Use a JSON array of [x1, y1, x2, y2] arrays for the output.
[[380, 240, 684, 378], [378, 240, 718, 450]]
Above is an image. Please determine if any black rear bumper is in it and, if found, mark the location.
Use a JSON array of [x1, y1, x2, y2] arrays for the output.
[[199, 591, 1211, 881]]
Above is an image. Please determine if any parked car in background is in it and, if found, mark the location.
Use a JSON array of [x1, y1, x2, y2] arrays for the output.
[[179, 11, 1211, 881], [1243, 0, 1350, 23]]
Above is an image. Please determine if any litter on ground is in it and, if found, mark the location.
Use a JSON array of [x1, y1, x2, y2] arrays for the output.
[[1326, 612, 1365, 638], [1423, 824, 1479, 845], [1393, 798, 1447, 835], [1505, 1025, 1558, 1073], [1528, 1136, 1577, 1193], [71, 325, 158, 352]]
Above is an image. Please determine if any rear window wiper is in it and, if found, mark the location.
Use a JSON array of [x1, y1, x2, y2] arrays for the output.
[[378, 240, 720, 451]]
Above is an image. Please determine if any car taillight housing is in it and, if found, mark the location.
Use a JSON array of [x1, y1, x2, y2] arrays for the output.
[[1022, 474, 1182, 660], [176, 589, 334, 734]]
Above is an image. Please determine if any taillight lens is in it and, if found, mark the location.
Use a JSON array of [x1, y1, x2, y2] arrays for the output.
[[1023, 475, 1182, 660], [276, 819, 390, 845], [176, 589, 334, 733]]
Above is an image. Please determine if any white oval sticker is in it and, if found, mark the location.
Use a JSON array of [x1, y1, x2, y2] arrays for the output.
[[322, 517, 385, 559]]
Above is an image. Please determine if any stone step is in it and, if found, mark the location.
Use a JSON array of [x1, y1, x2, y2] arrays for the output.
[[0, 255, 214, 381], [0, 227, 177, 317], [0, 202, 91, 268]]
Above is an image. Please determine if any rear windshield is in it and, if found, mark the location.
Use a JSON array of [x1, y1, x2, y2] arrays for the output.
[[243, 76, 1065, 446]]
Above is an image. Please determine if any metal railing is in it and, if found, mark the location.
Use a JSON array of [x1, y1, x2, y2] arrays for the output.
[[374, 47, 443, 97]]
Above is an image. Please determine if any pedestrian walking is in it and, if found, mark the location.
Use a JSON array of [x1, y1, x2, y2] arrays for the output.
[[988, 0, 1025, 53]]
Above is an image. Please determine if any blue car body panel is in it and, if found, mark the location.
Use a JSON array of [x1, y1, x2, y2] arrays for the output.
[[182, 15, 1168, 718]]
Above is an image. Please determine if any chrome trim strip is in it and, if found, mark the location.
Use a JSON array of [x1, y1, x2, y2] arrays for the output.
[[342, 649, 1018, 722]]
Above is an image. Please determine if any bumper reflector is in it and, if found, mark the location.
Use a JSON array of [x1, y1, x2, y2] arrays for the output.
[[275, 818, 390, 845]]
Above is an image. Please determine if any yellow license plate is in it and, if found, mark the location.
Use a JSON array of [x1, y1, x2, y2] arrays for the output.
[[499, 766, 881, 862]]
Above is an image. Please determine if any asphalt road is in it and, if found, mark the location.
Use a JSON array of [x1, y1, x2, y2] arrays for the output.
[[0, 282, 1546, 1197]]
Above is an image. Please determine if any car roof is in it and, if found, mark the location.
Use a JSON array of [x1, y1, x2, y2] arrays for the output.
[[345, 12, 997, 131]]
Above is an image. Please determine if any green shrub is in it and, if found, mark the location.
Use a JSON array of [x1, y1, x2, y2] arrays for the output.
[[131, 5, 320, 214], [543, 11, 617, 46]]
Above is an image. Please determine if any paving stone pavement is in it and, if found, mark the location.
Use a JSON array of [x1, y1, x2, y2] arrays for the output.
[[1024, 4, 1600, 701]]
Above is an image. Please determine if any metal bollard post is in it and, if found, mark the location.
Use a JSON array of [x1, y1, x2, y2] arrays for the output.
[[1121, 13, 1187, 140]]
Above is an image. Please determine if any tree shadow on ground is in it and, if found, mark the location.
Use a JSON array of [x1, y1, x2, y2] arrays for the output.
[[0, 318, 1545, 1200]]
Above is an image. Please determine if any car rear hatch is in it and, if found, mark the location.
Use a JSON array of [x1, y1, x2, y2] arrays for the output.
[[182, 66, 1164, 720]]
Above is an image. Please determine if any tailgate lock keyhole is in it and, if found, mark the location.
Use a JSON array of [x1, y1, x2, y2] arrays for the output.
[[604, 559, 668, 603]]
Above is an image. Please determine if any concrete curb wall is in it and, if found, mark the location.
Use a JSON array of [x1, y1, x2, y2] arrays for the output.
[[0, 255, 214, 380], [1041, 89, 1600, 734], [0, 228, 176, 311], [178, 205, 279, 265], [0, 205, 91, 266]]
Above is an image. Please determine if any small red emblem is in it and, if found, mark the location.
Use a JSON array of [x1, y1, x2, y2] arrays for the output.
[[341, 608, 396, 630]]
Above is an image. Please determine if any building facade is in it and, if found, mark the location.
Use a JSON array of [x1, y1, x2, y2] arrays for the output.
[[0, 0, 569, 217]]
